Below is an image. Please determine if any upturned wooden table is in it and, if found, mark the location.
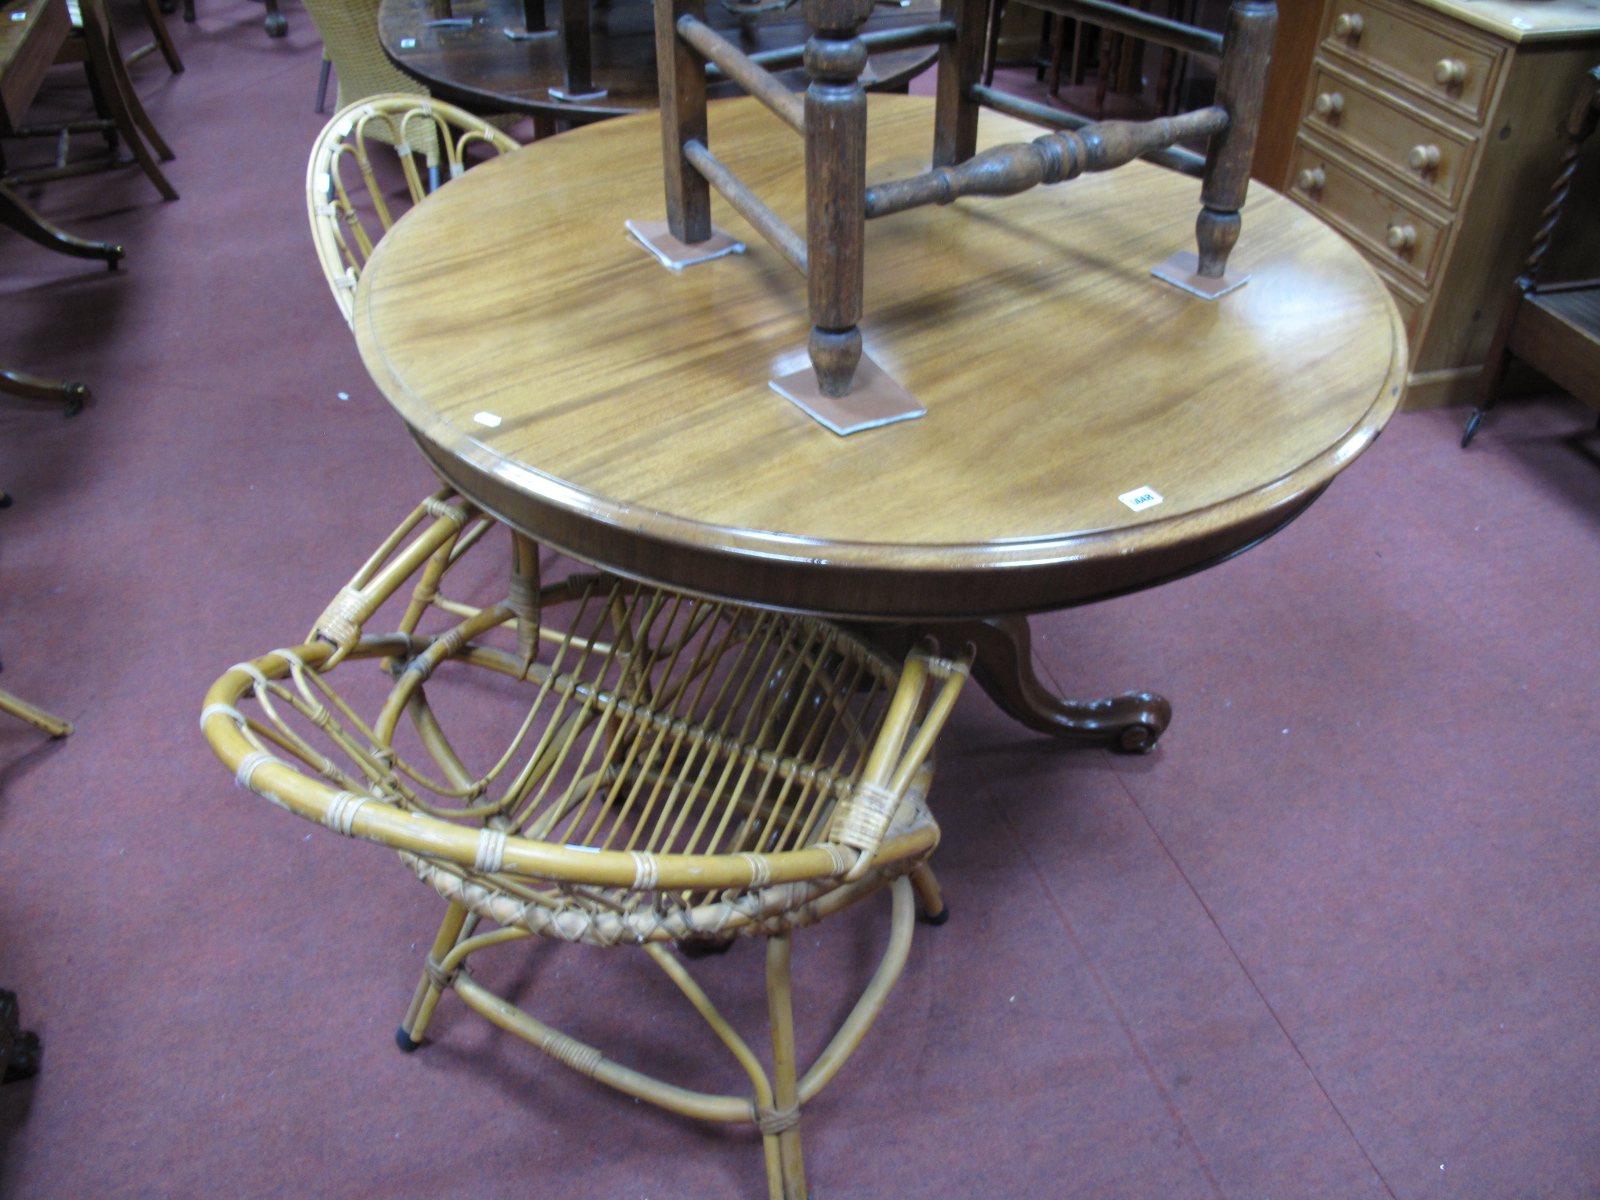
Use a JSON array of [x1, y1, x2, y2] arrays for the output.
[[352, 95, 1407, 751], [378, 0, 942, 124]]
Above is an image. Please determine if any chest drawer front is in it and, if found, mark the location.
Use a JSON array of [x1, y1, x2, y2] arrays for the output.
[[1305, 60, 1477, 209], [1289, 138, 1449, 287], [1320, 0, 1503, 126], [1371, 265, 1426, 345]]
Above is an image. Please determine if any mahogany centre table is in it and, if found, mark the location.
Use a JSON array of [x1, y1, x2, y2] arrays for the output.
[[352, 95, 1407, 750], [378, 0, 942, 123]]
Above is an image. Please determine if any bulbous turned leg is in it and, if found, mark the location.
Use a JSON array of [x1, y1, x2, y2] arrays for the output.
[[865, 616, 1171, 752], [809, 325, 862, 399], [1195, 206, 1241, 278]]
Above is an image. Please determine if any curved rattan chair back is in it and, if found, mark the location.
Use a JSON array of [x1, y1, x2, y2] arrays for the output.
[[307, 97, 520, 325]]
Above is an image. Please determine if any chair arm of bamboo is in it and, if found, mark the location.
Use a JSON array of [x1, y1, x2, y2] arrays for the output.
[[865, 107, 1228, 219], [202, 641, 937, 891], [307, 491, 473, 666], [677, 16, 805, 136], [831, 648, 970, 882]]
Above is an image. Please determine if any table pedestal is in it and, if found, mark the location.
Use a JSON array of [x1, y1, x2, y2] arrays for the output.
[[862, 617, 1171, 752]]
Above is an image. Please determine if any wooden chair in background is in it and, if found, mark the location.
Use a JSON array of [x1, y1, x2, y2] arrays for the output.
[[306, 95, 520, 324], [982, 0, 1203, 118], [203, 493, 969, 1200], [2, 0, 179, 200], [1461, 65, 1600, 449], [647, 0, 1274, 407], [125, 0, 184, 73]]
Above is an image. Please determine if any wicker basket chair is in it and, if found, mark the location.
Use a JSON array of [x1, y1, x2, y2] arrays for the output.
[[202, 491, 968, 1200], [302, 0, 421, 113], [308, 96, 519, 325]]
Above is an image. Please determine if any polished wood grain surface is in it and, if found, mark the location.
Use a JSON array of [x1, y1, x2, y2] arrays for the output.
[[378, 0, 940, 121], [355, 96, 1407, 618]]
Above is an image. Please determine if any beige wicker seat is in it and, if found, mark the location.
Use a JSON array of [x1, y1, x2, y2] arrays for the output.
[[302, 0, 420, 113], [308, 96, 519, 325], [202, 492, 968, 1200]]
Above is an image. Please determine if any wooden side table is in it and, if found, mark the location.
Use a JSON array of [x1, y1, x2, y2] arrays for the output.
[[1260, 0, 1600, 408]]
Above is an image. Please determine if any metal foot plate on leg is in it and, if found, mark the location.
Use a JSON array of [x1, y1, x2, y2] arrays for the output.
[[625, 220, 745, 270], [1151, 250, 1249, 300], [770, 352, 924, 436]]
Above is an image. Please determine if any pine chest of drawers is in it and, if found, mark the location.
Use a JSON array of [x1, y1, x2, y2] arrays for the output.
[[1281, 0, 1600, 408]]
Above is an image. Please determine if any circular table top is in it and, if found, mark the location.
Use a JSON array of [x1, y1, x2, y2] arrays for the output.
[[354, 96, 1408, 621], [379, 0, 942, 121]]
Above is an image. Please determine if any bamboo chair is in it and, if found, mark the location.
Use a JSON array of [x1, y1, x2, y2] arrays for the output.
[[1461, 65, 1600, 448], [7, 0, 179, 200], [647, 0, 1274, 405], [202, 491, 968, 1200], [307, 96, 520, 325]]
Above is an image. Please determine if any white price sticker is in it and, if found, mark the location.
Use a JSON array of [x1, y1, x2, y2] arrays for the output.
[[1118, 485, 1164, 512]]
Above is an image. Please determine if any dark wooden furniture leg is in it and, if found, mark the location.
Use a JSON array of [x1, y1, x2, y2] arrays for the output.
[[560, 0, 596, 95], [0, 184, 122, 267], [132, 0, 185, 72], [0, 989, 41, 1084], [865, 616, 1172, 751], [802, 0, 872, 398], [0, 366, 88, 413]]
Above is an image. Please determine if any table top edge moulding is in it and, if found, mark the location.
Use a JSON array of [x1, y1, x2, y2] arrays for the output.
[[354, 96, 1407, 620]]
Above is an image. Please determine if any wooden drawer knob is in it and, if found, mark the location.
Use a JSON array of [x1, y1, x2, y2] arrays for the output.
[[1407, 143, 1442, 170], [1295, 167, 1327, 191], [1386, 223, 1418, 250], [1314, 91, 1345, 116], [1433, 58, 1467, 85], [1334, 11, 1363, 37]]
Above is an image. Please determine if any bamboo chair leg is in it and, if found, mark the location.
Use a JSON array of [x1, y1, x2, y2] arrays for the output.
[[0, 687, 73, 737], [766, 933, 807, 1200], [397, 900, 470, 1050], [910, 861, 948, 924]]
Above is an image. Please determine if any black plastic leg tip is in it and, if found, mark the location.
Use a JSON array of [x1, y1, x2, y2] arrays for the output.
[[394, 1027, 422, 1053], [918, 905, 950, 926]]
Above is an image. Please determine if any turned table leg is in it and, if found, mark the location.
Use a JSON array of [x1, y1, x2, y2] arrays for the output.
[[864, 614, 1171, 752]]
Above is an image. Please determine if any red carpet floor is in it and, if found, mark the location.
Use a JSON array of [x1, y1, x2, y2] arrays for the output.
[[1, 8, 1598, 1197]]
